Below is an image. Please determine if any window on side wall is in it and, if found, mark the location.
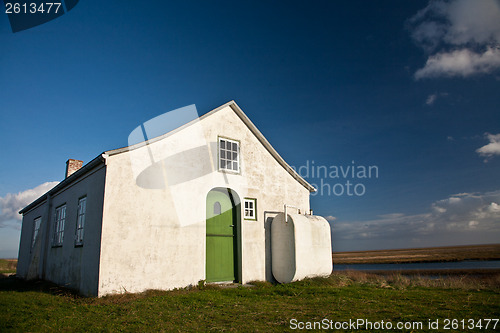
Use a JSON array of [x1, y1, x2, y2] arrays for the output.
[[31, 217, 41, 250], [52, 205, 66, 247], [244, 198, 257, 221], [75, 197, 86, 246], [219, 137, 240, 173]]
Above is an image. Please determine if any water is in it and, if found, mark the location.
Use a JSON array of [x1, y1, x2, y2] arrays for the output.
[[334, 260, 500, 271]]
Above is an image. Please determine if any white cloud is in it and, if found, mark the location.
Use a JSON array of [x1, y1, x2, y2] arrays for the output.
[[433, 206, 447, 213], [325, 215, 336, 221], [451, 192, 474, 197], [441, 0, 500, 45], [488, 202, 500, 212], [333, 190, 500, 246], [415, 47, 500, 79], [447, 196, 462, 204], [426, 94, 437, 105], [410, 0, 500, 49], [468, 220, 479, 228], [377, 213, 404, 219], [411, 21, 447, 52], [476, 133, 500, 160], [0, 182, 58, 227], [409, 0, 500, 79]]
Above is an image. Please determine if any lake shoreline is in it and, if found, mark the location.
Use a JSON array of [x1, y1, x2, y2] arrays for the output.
[[334, 267, 500, 276]]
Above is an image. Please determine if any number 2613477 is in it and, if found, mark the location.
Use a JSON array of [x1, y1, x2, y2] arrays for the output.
[[5, 2, 62, 14]]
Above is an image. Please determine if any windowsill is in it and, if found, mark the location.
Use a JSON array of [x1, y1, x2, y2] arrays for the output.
[[218, 169, 240, 175], [51, 245, 62, 248], [74, 244, 83, 248]]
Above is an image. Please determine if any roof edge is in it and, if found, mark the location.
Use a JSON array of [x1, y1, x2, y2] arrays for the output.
[[105, 101, 236, 156], [227, 101, 316, 193], [104, 100, 315, 192], [19, 154, 106, 215]]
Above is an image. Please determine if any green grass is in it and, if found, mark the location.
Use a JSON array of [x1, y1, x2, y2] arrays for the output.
[[1, 272, 499, 332]]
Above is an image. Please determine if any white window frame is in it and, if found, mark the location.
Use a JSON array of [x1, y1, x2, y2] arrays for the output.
[[31, 217, 42, 250], [218, 137, 240, 173], [53, 204, 66, 247], [244, 198, 257, 221], [75, 197, 86, 246]]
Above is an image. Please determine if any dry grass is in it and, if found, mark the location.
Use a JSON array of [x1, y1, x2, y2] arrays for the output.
[[333, 244, 500, 264], [327, 270, 500, 290]]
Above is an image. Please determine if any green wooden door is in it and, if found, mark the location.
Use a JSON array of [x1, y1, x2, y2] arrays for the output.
[[206, 189, 237, 282]]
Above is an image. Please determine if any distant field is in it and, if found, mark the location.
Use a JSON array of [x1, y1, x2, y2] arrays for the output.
[[333, 244, 500, 264], [0, 259, 17, 276], [1, 272, 499, 332]]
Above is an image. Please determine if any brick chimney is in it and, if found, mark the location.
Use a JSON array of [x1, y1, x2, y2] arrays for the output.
[[66, 159, 83, 178]]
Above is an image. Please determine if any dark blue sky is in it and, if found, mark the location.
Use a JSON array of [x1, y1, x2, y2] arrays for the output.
[[1, 0, 499, 257]]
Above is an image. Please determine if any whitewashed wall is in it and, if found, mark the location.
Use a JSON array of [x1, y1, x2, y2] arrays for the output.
[[98, 105, 310, 295]]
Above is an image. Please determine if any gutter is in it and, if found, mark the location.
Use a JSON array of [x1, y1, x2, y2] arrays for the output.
[[19, 154, 107, 215]]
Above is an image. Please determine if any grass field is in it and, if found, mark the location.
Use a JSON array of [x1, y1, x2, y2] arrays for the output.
[[1, 271, 499, 332], [333, 244, 500, 264], [2, 248, 499, 331]]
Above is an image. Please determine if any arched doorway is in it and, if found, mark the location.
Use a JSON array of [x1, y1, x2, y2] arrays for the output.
[[206, 188, 241, 283]]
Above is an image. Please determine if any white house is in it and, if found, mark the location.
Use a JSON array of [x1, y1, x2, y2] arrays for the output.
[[17, 101, 332, 296]]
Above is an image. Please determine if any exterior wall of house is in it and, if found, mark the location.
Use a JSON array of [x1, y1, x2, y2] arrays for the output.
[[17, 165, 106, 296], [98, 105, 310, 295], [17, 203, 46, 279]]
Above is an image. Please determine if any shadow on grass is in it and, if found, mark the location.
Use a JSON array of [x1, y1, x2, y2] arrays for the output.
[[0, 275, 81, 298], [0, 275, 243, 304]]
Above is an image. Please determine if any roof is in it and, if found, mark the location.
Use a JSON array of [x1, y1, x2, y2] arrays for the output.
[[105, 100, 316, 192], [20, 101, 315, 215]]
